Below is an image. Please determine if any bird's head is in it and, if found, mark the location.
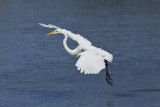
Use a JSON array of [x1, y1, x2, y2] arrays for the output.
[[46, 29, 64, 36]]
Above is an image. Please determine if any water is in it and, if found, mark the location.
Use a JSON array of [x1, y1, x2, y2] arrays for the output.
[[0, 0, 160, 106]]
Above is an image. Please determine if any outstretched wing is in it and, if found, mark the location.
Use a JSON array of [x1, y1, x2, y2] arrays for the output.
[[75, 51, 105, 74], [64, 30, 92, 45], [39, 23, 91, 45], [83, 45, 113, 62], [38, 23, 60, 29]]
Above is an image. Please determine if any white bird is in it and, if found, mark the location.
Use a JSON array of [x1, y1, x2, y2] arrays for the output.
[[39, 23, 113, 85]]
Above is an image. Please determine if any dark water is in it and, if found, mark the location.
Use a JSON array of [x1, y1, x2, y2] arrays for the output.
[[0, 0, 160, 106]]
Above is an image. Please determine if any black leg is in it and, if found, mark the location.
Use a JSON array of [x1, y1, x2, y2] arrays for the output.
[[104, 60, 113, 86]]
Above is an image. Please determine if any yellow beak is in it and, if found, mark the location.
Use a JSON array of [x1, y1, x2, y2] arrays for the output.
[[46, 30, 57, 36]]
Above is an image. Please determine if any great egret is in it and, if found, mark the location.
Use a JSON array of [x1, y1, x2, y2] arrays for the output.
[[39, 23, 113, 86]]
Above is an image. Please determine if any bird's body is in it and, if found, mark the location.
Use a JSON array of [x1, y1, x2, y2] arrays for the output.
[[61, 29, 113, 61], [39, 23, 113, 85]]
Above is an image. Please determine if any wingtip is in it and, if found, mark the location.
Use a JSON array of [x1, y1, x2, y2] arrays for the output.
[[38, 23, 44, 26]]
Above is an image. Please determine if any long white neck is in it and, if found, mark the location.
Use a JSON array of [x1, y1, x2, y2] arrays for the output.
[[63, 34, 81, 55]]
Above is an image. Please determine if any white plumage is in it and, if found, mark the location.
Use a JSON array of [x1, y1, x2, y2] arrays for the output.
[[39, 23, 113, 74], [65, 31, 92, 45], [76, 51, 105, 74], [38, 23, 60, 29]]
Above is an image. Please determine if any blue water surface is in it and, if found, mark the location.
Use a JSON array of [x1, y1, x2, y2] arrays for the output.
[[0, 0, 160, 106]]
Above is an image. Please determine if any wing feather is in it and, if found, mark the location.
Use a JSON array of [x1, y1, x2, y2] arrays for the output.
[[38, 23, 60, 29], [84, 46, 113, 62], [75, 51, 105, 74], [64, 30, 92, 45], [39, 23, 91, 45]]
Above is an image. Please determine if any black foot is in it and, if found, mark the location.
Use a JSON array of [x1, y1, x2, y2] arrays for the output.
[[106, 74, 113, 86], [104, 60, 113, 86]]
